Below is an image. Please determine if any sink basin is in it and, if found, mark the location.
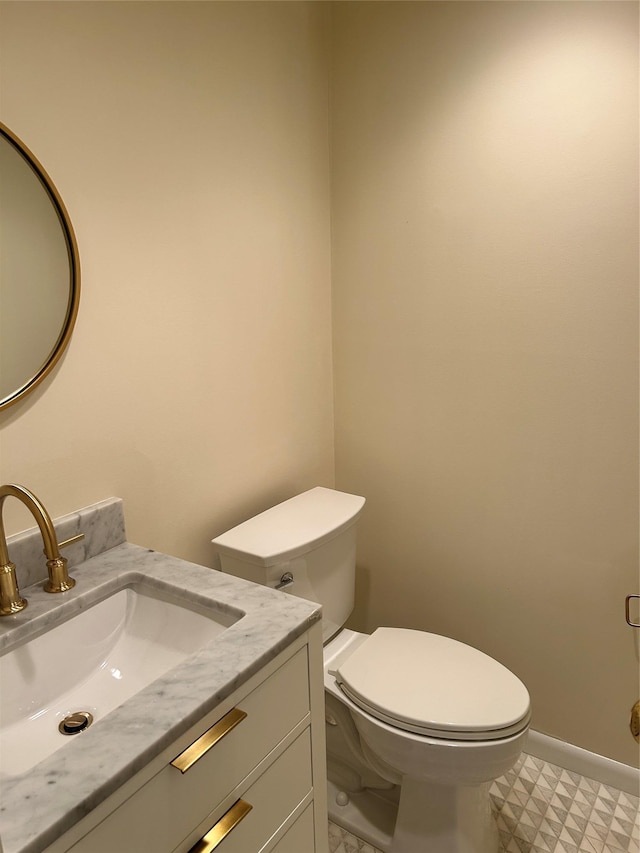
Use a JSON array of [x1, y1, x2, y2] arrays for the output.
[[0, 584, 240, 776]]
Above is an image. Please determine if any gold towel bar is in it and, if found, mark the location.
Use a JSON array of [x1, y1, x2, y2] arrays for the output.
[[625, 594, 640, 628]]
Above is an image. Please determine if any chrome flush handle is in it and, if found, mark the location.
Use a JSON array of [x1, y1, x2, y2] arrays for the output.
[[275, 572, 294, 590]]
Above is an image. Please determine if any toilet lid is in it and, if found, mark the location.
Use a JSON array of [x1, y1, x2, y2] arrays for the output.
[[334, 628, 531, 741]]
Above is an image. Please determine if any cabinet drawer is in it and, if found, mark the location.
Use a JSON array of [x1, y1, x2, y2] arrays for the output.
[[269, 804, 314, 853], [186, 729, 312, 853], [68, 648, 309, 853]]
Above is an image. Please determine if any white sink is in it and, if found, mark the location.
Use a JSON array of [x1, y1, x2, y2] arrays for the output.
[[0, 585, 239, 776]]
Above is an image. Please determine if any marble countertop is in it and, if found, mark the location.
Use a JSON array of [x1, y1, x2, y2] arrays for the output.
[[0, 540, 321, 853]]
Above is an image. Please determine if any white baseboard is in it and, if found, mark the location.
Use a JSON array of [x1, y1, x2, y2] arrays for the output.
[[526, 730, 639, 797]]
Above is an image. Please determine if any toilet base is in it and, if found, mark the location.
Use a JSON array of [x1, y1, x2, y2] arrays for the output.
[[392, 777, 498, 853], [327, 776, 499, 853], [327, 779, 395, 851]]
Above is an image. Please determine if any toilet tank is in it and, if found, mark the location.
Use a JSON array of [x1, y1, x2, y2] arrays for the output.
[[212, 487, 366, 642]]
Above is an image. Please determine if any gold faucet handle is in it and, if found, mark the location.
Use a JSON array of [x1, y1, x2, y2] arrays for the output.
[[44, 556, 76, 593], [0, 561, 28, 615], [42, 532, 82, 593], [58, 533, 85, 550]]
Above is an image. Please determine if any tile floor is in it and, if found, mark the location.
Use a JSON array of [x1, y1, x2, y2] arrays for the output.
[[328, 753, 639, 853]]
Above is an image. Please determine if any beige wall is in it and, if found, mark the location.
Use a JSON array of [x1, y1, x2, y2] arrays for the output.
[[0, 1, 334, 567], [331, 1, 639, 766], [1, 0, 638, 768]]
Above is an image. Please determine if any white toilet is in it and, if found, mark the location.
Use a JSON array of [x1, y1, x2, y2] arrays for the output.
[[212, 487, 531, 853]]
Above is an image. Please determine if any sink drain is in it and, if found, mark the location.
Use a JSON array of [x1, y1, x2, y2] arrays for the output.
[[58, 711, 93, 735]]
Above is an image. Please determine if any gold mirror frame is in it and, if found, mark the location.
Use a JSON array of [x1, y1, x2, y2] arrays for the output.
[[0, 122, 80, 411]]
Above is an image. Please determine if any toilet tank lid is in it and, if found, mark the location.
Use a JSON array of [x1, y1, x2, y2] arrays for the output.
[[212, 487, 366, 567]]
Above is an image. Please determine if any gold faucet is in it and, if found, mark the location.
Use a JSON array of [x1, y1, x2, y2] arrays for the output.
[[0, 484, 76, 616]]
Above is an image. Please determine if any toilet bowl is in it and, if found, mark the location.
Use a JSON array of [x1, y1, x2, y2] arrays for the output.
[[212, 487, 531, 852], [324, 627, 529, 852]]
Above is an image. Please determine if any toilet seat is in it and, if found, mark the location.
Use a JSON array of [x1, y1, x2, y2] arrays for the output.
[[334, 628, 531, 741]]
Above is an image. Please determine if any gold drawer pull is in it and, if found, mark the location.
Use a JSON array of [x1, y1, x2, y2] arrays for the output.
[[171, 707, 247, 774], [189, 799, 253, 853]]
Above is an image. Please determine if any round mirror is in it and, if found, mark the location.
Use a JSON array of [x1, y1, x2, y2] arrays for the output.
[[0, 122, 80, 410]]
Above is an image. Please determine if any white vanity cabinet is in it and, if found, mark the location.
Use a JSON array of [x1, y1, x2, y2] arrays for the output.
[[45, 626, 328, 853]]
